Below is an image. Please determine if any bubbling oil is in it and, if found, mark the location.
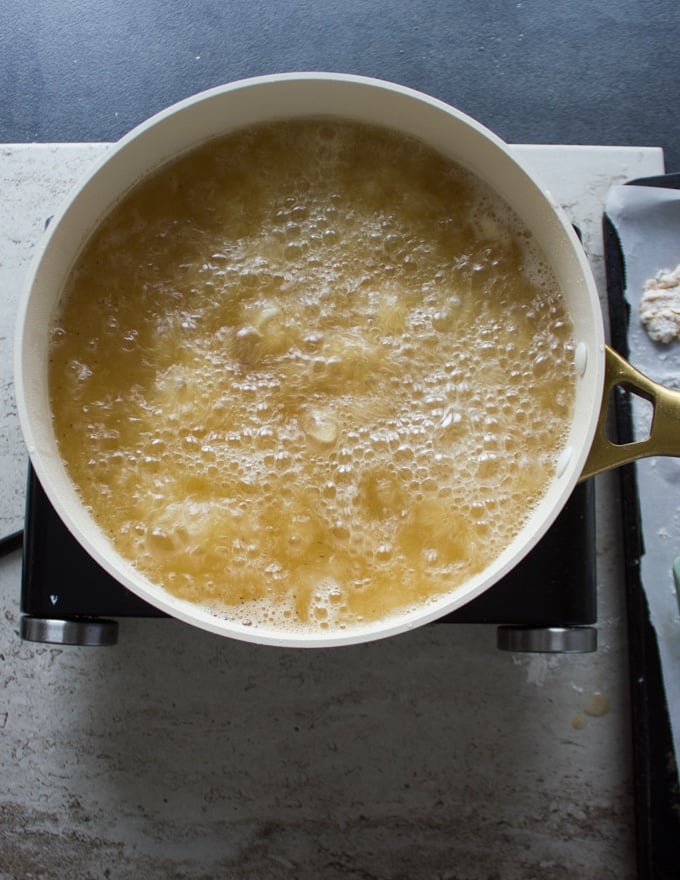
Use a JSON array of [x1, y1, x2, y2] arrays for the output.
[[48, 119, 576, 633]]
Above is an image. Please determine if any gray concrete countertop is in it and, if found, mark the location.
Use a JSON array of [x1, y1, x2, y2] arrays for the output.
[[0, 142, 663, 878], [3, 3, 680, 875]]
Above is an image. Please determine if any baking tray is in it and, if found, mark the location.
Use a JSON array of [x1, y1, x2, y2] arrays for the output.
[[604, 172, 680, 880]]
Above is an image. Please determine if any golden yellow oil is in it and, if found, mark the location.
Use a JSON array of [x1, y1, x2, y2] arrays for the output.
[[49, 119, 576, 632]]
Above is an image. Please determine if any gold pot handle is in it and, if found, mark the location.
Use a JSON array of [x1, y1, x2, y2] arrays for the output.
[[580, 345, 680, 482]]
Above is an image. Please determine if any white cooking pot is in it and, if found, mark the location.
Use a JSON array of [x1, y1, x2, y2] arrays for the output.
[[14, 73, 680, 647]]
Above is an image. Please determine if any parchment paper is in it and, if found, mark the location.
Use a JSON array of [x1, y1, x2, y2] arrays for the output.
[[604, 182, 680, 765]]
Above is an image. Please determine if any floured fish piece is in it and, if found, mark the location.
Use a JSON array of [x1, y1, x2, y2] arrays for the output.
[[640, 264, 680, 343]]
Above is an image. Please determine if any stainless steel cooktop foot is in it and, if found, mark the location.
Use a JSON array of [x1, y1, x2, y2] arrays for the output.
[[20, 616, 119, 646], [497, 625, 597, 654]]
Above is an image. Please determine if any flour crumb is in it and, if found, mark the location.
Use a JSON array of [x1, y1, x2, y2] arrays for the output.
[[640, 264, 680, 343]]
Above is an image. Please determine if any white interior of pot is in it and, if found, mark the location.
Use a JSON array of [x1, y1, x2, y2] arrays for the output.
[[15, 73, 605, 647]]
